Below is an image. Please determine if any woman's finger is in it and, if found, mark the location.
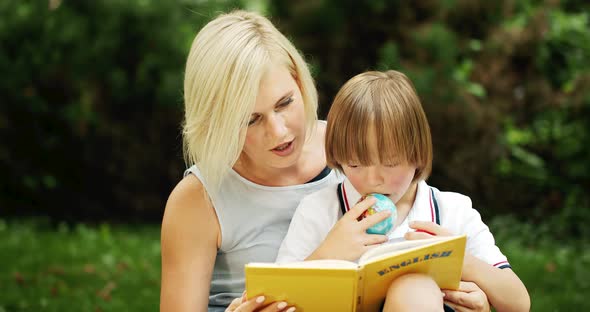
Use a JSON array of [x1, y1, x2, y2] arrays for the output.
[[233, 296, 266, 312], [442, 289, 469, 307], [443, 300, 465, 312], [226, 297, 242, 312], [234, 296, 295, 312], [443, 282, 489, 311], [259, 301, 295, 312]]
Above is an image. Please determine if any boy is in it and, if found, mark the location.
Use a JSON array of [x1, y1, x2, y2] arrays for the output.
[[277, 70, 530, 311]]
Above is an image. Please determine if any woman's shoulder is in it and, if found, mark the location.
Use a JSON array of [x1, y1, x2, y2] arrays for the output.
[[167, 174, 206, 208], [163, 174, 221, 246]]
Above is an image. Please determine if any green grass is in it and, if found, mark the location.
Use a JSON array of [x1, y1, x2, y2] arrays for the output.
[[0, 218, 160, 311], [489, 216, 590, 311], [1, 217, 588, 311]]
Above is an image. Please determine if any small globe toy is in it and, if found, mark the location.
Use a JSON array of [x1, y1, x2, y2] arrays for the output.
[[357, 193, 397, 235]]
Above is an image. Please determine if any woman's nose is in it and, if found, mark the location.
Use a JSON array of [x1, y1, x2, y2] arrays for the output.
[[266, 114, 287, 138]]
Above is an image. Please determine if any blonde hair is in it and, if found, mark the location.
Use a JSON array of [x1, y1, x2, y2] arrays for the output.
[[325, 70, 432, 182], [182, 10, 318, 190]]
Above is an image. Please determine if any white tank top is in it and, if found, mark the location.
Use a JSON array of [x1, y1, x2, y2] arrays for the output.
[[184, 165, 343, 311]]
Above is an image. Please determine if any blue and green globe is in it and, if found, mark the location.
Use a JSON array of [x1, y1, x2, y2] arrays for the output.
[[358, 193, 397, 235]]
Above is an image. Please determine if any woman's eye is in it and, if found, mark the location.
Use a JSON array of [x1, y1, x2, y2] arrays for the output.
[[347, 165, 358, 168], [277, 97, 294, 109], [385, 163, 400, 168], [248, 116, 260, 126]]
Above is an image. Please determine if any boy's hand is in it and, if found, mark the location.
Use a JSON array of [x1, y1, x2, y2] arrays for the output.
[[308, 196, 390, 261], [443, 282, 490, 312], [404, 221, 454, 240]]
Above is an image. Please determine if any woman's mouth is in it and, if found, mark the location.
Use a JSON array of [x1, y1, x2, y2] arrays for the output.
[[271, 140, 295, 156]]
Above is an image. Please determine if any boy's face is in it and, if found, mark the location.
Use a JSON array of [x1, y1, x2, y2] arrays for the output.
[[340, 128, 417, 204], [342, 162, 416, 204]]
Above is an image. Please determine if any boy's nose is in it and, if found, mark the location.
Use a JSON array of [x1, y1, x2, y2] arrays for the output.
[[366, 167, 384, 186]]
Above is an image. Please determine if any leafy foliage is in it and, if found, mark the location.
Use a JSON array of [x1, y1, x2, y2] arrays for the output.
[[269, 0, 590, 236], [0, 1, 589, 236], [0, 0, 237, 221]]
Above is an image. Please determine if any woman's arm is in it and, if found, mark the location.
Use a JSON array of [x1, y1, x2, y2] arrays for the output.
[[462, 256, 530, 312], [407, 221, 530, 312], [443, 281, 490, 312], [160, 175, 219, 312]]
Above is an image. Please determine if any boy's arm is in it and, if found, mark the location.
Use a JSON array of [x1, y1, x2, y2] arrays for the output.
[[276, 189, 340, 263]]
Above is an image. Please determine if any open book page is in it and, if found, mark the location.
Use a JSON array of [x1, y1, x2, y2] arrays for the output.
[[358, 235, 460, 264], [247, 259, 358, 269], [358, 235, 466, 312]]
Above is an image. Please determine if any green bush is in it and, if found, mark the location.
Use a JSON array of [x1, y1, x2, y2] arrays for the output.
[[1, 1, 589, 235], [0, 0, 237, 221], [269, 0, 590, 235]]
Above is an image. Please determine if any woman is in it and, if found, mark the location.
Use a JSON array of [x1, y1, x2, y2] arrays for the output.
[[160, 10, 342, 312], [160, 10, 491, 312]]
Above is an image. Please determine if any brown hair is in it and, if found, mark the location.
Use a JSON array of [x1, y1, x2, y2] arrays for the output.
[[325, 70, 432, 182]]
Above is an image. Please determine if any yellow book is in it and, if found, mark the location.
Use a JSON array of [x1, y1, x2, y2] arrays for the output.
[[245, 235, 466, 312]]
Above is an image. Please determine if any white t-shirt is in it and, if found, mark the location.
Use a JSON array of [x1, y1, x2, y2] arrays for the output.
[[276, 178, 509, 269]]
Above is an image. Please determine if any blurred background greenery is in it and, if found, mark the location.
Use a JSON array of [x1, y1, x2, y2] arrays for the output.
[[1, 0, 589, 311]]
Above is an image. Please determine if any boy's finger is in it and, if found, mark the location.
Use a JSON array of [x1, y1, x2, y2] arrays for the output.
[[359, 209, 391, 229], [409, 221, 453, 236], [404, 231, 433, 240], [363, 233, 389, 246], [345, 196, 376, 220]]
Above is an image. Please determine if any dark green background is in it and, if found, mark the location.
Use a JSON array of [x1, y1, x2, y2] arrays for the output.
[[3, 1, 589, 238], [1, 1, 589, 310]]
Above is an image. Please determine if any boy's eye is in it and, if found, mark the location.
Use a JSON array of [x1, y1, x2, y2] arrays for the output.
[[384, 163, 399, 168], [347, 164, 359, 168]]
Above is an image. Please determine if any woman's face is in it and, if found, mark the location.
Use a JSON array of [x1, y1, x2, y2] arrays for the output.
[[240, 65, 306, 170]]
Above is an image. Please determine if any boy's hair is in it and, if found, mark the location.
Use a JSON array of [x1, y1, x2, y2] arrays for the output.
[[182, 10, 318, 190], [325, 70, 432, 182]]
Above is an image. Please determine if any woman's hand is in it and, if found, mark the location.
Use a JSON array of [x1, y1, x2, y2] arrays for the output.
[[307, 196, 390, 261], [443, 282, 490, 312], [226, 292, 295, 312]]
